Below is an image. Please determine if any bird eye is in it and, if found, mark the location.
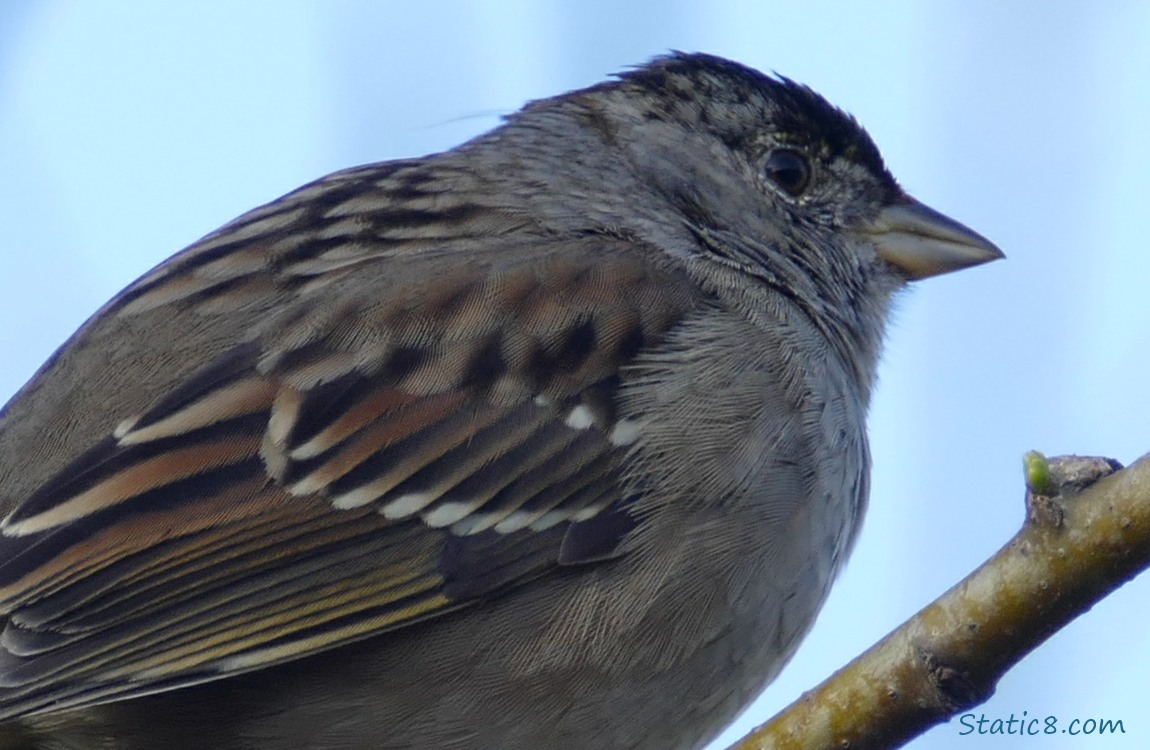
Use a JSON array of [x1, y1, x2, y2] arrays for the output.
[[762, 148, 811, 197]]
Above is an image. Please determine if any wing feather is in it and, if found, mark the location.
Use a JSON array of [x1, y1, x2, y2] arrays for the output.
[[0, 175, 704, 719]]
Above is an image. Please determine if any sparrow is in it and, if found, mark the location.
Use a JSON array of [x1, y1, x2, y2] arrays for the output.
[[0, 52, 1001, 749]]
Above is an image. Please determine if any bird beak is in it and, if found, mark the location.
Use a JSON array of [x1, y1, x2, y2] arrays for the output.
[[859, 195, 1004, 280]]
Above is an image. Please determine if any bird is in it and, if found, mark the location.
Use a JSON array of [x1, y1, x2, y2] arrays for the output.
[[0, 52, 1002, 749]]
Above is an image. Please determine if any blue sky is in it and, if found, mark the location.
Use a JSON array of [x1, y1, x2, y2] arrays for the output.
[[2, 3, 1149, 748]]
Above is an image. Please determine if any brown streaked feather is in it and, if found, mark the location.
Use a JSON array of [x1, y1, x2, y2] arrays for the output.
[[0, 205, 705, 719]]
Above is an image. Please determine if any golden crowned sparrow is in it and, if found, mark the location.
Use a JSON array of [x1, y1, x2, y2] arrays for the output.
[[0, 53, 1001, 749]]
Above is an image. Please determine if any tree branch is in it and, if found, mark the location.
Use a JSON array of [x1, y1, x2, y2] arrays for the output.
[[729, 451, 1150, 750]]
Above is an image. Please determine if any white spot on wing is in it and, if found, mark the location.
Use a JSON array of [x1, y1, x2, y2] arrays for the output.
[[530, 510, 571, 531], [609, 419, 642, 446], [493, 511, 536, 534], [564, 405, 594, 430], [379, 492, 437, 519], [289, 436, 329, 461], [422, 502, 475, 528], [572, 505, 604, 522], [330, 487, 383, 510], [450, 512, 499, 536], [113, 416, 139, 440], [267, 388, 303, 449]]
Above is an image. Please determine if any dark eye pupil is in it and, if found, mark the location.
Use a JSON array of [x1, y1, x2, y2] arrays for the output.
[[764, 149, 810, 196]]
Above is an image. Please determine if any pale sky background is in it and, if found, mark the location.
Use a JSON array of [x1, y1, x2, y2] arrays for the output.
[[1, 2, 1148, 749]]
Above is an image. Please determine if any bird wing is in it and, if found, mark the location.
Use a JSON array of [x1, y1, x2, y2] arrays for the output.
[[0, 169, 703, 718]]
